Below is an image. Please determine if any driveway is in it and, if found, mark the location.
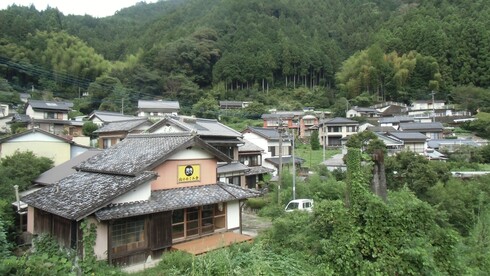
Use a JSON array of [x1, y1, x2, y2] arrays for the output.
[[241, 209, 272, 237]]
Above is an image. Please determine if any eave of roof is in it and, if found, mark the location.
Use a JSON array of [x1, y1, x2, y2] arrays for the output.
[[22, 171, 157, 221], [95, 183, 262, 220]]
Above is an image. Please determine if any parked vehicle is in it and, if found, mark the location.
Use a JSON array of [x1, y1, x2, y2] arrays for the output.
[[285, 199, 314, 212]]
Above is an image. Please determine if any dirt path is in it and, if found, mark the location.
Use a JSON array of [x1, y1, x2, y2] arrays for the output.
[[241, 209, 272, 237]]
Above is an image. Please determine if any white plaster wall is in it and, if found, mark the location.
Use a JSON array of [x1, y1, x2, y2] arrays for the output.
[[226, 200, 240, 230], [10, 132, 61, 142], [87, 217, 108, 261], [168, 147, 213, 160], [112, 181, 151, 204], [151, 124, 185, 134]]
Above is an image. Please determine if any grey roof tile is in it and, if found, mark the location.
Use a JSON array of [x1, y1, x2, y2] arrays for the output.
[[22, 171, 157, 220], [77, 133, 231, 175], [265, 156, 305, 166], [95, 183, 262, 220], [147, 116, 242, 138], [217, 162, 249, 174], [244, 166, 274, 176], [28, 100, 73, 111], [138, 100, 180, 110], [243, 127, 284, 140], [388, 131, 428, 140], [34, 149, 103, 185], [238, 139, 264, 152], [399, 122, 444, 131], [94, 119, 151, 133], [320, 117, 359, 125]]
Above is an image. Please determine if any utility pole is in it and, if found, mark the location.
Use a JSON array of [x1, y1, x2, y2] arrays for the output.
[[278, 126, 283, 205], [121, 98, 124, 115], [292, 128, 296, 200], [431, 90, 436, 122]]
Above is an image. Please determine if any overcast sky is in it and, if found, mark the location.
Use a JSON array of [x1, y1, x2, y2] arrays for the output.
[[0, 0, 158, 18]]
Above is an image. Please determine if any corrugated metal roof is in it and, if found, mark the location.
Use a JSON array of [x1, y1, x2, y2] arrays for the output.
[[95, 183, 262, 220]]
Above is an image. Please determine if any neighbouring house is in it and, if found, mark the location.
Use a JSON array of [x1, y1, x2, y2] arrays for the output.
[[299, 114, 319, 139], [427, 139, 480, 153], [147, 115, 248, 186], [346, 106, 380, 118], [10, 100, 81, 136], [93, 119, 153, 149], [372, 132, 404, 156], [407, 100, 471, 118], [0, 128, 91, 166], [399, 122, 444, 139], [219, 101, 251, 110], [238, 139, 274, 189], [0, 104, 13, 134], [13, 149, 103, 233], [318, 117, 359, 147], [137, 100, 180, 119], [261, 111, 304, 130], [370, 101, 408, 117], [378, 116, 415, 130], [384, 131, 428, 154], [88, 111, 140, 127], [22, 132, 261, 266], [242, 127, 303, 175]]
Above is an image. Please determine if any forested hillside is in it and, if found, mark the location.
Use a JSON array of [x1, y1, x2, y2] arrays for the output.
[[1, 0, 489, 115]]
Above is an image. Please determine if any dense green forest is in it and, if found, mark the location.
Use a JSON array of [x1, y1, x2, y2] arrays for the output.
[[1, 0, 490, 116]]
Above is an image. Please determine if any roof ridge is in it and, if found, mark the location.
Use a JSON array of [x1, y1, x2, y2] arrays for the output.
[[126, 132, 194, 139]]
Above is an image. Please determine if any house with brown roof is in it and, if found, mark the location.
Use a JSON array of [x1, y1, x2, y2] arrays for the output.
[[22, 132, 261, 266]]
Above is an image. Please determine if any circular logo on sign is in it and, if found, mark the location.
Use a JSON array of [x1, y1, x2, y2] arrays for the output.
[[184, 165, 194, 176]]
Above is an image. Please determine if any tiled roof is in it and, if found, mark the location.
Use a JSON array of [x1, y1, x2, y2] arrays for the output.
[[22, 171, 157, 221], [77, 132, 230, 175], [427, 139, 480, 149], [94, 119, 151, 133], [366, 126, 397, 133], [244, 166, 274, 176], [147, 116, 242, 138], [95, 183, 262, 220], [243, 127, 284, 140], [238, 139, 264, 152], [265, 156, 305, 166], [261, 113, 294, 119], [352, 107, 379, 113], [28, 100, 73, 111], [0, 128, 74, 144], [399, 122, 444, 131], [89, 111, 140, 123], [217, 162, 249, 174], [320, 117, 358, 125], [388, 131, 428, 141], [138, 100, 180, 110], [378, 116, 415, 124], [34, 149, 102, 185]]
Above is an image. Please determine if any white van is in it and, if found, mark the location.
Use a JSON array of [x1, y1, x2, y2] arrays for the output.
[[285, 199, 314, 212]]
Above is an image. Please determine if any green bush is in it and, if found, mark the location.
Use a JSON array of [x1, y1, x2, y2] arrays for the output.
[[245, 197, 268, 210]]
